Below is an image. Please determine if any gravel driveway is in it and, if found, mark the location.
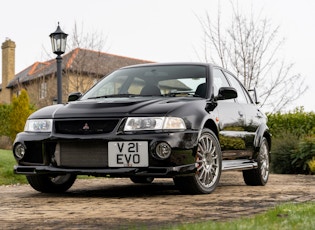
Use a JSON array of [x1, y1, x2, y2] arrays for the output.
[[1, 171, 314, 229]]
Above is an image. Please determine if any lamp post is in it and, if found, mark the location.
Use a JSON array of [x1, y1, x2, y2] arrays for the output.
[[49, 23, 68, 104]]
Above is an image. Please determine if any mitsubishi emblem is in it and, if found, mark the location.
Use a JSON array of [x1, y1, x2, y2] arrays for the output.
[[83, 123, 90, 130]]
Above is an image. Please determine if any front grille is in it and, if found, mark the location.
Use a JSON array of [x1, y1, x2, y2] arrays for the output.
[[54, 119, 119, 134], [55, 141, 108, 167]]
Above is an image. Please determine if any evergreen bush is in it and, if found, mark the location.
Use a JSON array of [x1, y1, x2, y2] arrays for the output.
[[270, 133, 299, 174], [291, 136, 315, 174], [267, 107, 315, 138], [0, 104, 12, 136], [8, 90, 35, 141], [268, 107, 315, 174], [308, 157, 315, 174]]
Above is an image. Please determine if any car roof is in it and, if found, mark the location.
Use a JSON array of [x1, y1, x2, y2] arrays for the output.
[[119, 62, 215, 70]]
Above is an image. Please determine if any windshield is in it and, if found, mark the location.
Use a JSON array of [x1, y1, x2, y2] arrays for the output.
[[80, 65, 207, 100]]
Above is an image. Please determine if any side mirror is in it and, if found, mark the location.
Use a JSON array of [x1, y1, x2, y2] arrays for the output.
[[68, 92, 82, 102], [216, 87, 237, 100]]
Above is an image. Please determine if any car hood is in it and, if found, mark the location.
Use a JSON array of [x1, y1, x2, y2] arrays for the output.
[[29, 97, 205, 119]]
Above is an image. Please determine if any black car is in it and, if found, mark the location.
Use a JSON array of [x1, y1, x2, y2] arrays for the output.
[[13, 63, 271, 194]]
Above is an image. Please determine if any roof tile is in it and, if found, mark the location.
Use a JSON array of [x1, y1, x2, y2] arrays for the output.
[[7, 48, 152, 88]]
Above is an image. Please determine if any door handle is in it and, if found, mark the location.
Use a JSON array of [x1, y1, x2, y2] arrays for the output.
[[238, 111, 244, 117]]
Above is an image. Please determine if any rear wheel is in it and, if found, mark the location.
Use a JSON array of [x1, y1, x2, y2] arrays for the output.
[[26, 174, 77, 193], [243, 137, 270, 186], [174, 129, 222, 194]]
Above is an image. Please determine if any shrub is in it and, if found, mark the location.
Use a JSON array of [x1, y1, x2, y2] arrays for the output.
[[268, 107, 315, 174], [0, 104, 12, 136], [267, 107, 315, 139], [271, 134, 315, 174], [271, 133, 300, 174], [308, 157, 315, 174], [8, 90, 35, 141], [291, 136, 315, 174]]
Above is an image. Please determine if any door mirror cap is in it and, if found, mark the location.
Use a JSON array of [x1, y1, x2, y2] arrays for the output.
[[68, 92, 82, 102], [216, 87, 237, 100]]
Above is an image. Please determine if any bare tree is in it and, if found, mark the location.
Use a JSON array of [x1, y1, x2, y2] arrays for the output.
[[69, 21, 108, 52], [63, 22, 109, 95], [198, 3, 307, 112]]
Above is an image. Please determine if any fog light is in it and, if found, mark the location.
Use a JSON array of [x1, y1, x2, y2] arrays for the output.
[[155, 142, 171, 159], [14, 143, 26, 160]]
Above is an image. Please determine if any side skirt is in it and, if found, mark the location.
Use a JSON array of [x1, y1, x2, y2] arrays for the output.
[[222, 159, 258, 171]]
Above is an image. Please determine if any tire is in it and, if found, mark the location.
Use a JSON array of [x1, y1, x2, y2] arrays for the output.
[[130, 176, 154, 184], [26, 174, 77, 193], [243, 137, 270, 186], [173, 129, 222, 194]]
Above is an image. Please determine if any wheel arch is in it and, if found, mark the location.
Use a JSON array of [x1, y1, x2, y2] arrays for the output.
[[253, 123, 272, 160], [254, 124, 268, 146], [264, 131, 272, 151], [202, 119, 219, 138]]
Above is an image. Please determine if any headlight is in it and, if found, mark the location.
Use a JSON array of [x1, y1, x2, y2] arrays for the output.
[[124, 117, 186, 131], [24, 119, 53, 132]]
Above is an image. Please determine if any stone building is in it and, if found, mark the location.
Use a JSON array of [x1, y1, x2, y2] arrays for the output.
[[0, 39, 151, 108]]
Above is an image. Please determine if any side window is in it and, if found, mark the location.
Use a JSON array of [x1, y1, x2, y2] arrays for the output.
[[224, 72, 251, 104], [213, 69, 230, 97]]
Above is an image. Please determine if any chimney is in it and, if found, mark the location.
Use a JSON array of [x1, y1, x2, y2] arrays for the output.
[[1, 39, 16, 104]]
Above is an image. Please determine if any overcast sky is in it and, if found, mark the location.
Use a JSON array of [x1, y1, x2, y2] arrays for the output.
[[1, 0, 314, 112]]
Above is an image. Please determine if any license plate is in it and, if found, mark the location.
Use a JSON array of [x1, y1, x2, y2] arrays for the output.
[[108, 141, 148, 167]]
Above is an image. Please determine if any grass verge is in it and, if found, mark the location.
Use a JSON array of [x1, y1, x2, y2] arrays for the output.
[[0, 149, 27, 185], [167, 202, 315, 230]]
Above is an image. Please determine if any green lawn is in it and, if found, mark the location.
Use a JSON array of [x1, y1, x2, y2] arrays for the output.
[[0, 149, 27, 184], [167, 202, 315, 230]]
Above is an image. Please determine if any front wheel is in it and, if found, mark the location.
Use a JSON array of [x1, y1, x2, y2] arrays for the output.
[[174, 129, 222, 194], [26, 174, 77, 193], [243, 137, 270, 186]]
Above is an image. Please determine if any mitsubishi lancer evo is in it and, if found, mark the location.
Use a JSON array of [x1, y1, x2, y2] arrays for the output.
[[13, 63, 271, 194]]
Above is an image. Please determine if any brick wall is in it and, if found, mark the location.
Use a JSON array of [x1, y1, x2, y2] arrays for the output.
[[1, 39, 15, 104]]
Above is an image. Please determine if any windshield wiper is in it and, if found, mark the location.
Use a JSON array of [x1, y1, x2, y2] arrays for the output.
[[87, 94, 136, 99], [163, 91, 194, 97]]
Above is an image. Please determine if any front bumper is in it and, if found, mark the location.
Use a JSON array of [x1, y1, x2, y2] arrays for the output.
[[13, 130, 199, 177], [14, 163, 197, 177]]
